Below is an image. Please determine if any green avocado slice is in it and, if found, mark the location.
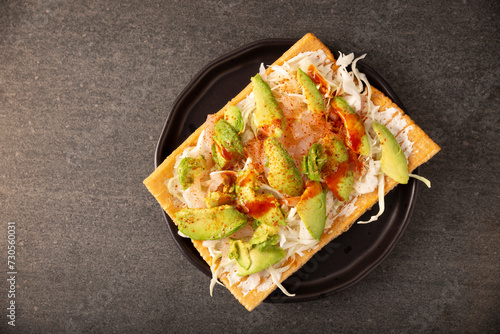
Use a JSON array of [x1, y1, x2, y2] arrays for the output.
[[296, 181, 326, 240], [296, 68, 325, 114], [245, 193, 285, 227], [237, 245, 285, 276], [251, 74, 286, 138], [235, 170, 285, 251], [224, 105, 244, 134], [174, 205, 247, 240], [178, 156, 207, 190], [253, 234, 280, 252], [212, 119, 245, 169], [322, 136, 354, 202], [204, 191, 236, 208], [230, 239, 252, 270], [249, 222, 280, 246], [331, 97, 370, 156], [326, 166, 354, 202], [264, 137, 304, 197], [302, 143, 327, 181], [235, 170, 286, 229], [322, 136, 349, 168], [372, 121, 409, 184]]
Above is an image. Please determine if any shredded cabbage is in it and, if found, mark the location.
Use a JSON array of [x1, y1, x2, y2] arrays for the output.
[[409, 173, 432, 188], [166, 177, 186, 203], [259, 63, 267, 81], [208, 252, 224, 297], [358, 172, 386, 224], [268, 265, 295, 297], [258, 183, 285, 199]]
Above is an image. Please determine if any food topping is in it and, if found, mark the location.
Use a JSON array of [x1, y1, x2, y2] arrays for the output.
[[168, 50, 415, 296]]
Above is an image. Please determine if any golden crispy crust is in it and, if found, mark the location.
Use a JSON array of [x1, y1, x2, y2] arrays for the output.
[[143, 33, 440, 311]]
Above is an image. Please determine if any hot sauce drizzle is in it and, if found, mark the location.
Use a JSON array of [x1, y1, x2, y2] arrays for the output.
[[331, 104, 366, 154], [244, 197, 277, 219], [308, 64, 332, 97]]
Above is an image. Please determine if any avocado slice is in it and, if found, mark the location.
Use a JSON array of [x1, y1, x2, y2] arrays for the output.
[[235, 171, 285, 231], [230, 231, 283, 276], [251, 74, 286, 138], [178, 156, 207, 190], [249, 221, 280, 246], [224, 105, 244, 134], [204, 191, 236, 208], [322, 136, 349, 169], [296, 68, 325, 114], [372, 121, 409, 184], [174, 205, 247, 240], [212, 119, 245, 169], [229, 239, 252, 270], [264, 137, 304, 197], [296, 181, 326, 240], [235, 169, 260, 207], [235, 169, 260, 190], [331, 97, 370, 156], [237, 245, 285, 276], [244, 193, 285, 227], [325, 165, 354, 202], [302, 143, 327, 181], [252, 234, 280, 251], [322, 136, 355, 201], [235, 169, 285, 248]]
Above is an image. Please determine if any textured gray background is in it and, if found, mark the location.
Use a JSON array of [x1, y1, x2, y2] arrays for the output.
[[1, 0, 499, 333]]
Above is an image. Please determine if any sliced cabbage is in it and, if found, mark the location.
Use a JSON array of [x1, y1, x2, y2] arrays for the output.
[[357, 172, 385, 224], [409, 173, 432, 188], [208, 252, 224, 297], [267, 265, 295, 297]]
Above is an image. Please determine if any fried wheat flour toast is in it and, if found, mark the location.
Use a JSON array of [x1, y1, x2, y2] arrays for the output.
[[144, 33, 440, 311]]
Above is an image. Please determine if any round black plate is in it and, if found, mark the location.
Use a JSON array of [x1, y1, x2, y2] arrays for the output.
[[154, 39, 418, 303]]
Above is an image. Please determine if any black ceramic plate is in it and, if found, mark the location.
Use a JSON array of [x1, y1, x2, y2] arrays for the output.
[[154, 39, 418, 303]]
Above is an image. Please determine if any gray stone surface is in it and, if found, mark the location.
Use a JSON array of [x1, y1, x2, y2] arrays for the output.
[[1, 0, 498, 333]]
